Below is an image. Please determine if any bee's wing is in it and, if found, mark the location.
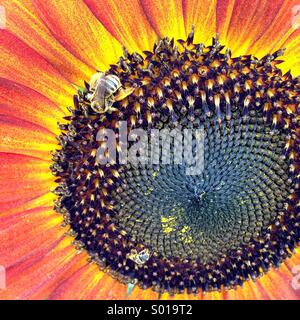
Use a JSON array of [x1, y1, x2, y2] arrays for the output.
[[89, 72, 103, 91], [92, 80, 107, 112], [97, 82, 107, 104], [139, 249, 148, 256]]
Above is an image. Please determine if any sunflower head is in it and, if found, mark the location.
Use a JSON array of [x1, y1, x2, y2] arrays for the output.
[[51, 30, 300, 295]]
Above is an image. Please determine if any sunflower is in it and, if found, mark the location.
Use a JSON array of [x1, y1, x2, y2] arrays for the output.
[[0, 0, 299, 300]]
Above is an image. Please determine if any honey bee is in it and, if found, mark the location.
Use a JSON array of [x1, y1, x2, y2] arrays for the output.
[[88, 72, 134, 114], [127, 248, 151, 265]]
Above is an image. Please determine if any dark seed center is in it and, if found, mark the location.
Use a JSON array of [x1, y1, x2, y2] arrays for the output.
[[112, 117, 290, 264]]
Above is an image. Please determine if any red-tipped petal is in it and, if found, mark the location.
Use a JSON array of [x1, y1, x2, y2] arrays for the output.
[[0, 0, 94, 86], [84, 0, 158, 52], [0, 78, 65, 134], [0, 153, 54, 211], [140, 0, 186, 40], [0, 116, 57, 160], [32, 0, 123, 72]]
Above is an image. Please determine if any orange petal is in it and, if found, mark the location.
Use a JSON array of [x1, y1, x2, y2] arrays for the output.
[[285, 248, 300, 270], [140, 0, 186, 40], [0, 30, 74, 107], [0, 115, 57, 160], [278, 29, 300, 76], [245, 0, 300, 54], [0, 0, 94, 86], [257, 267, 299, 300], [203, 289, 225, 300], [217, 0, 280, 53], [224, 281, 269, 300], [217, 0, 277, 52], [232, 250, 300, 300], [224, 252, 300, 300], [182, 0, 217, 43], [216, 0, 235, 43], [0, 78, 65, 134], [217, 0, 300, 76], [0, 153, 54, 211], [84, 0, 158, 52], [0, 206, 63, 266], [82, 274, 127, 300], [0, 236, 87, 300], [32, 0, 123, 72], [128, 286, 161, 300], [0, 192, 56, 218], [49, 263, 127, 300], [48, 264, 100, 299]]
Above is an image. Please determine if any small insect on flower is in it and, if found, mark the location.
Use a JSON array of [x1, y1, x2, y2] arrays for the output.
[[88, 72, 134, 114], [127, 248, 151, 265]]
